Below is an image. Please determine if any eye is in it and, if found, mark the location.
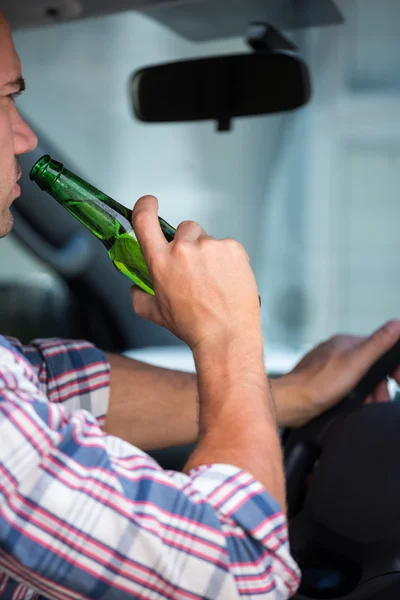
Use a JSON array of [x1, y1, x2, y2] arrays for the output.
[[7, 88, 24, 104]]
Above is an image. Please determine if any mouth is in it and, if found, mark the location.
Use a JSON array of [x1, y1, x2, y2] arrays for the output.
[[13, 180, 21, 198], [12, 167, 23, 199]]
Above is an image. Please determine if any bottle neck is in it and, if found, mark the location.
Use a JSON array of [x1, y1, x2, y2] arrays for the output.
[[30, 155, 176, 247], [45, 166, 133, 244]]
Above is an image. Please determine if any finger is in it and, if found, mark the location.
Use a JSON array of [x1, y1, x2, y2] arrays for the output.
[[391, 363, 400, 385], [370, 378, 391, 403], [354, 320, 400, 372], [174, 220, 209, 242], [132, 196, 169, 262], [130, 286, 162, 325]]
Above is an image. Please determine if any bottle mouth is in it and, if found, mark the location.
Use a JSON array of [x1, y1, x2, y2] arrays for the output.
[[29, 155, 51, 182], [29, 154, 64, 192]]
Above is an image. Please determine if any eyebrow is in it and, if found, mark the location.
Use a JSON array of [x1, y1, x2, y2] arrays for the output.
[[6, 76, 26, 93]]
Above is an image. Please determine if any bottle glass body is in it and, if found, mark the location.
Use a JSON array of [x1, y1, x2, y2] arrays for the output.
[[30, 155, 175, 294]]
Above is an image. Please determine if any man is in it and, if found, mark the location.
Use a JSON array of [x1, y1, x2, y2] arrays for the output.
[[0, 10, 399, 599]]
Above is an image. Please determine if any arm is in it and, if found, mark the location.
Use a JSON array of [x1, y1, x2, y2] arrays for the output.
[[104, 320, 400, 449], [129, 198, 288, 509], [4, 336, 307, 451], [104, 352, 298, 451], [104, 351, 198, 450], [6, 336, 293, 451], [12, 316, 398, 455], [185, 329, 285, 508], [0, 336, 300, 600]]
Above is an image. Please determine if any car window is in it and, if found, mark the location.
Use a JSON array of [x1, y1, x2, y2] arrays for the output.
[[6, 0, 400, 352], [0, 235, 54, 282]]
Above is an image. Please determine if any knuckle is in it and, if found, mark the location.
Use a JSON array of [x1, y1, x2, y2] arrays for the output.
[[198, 235, 214, 248], [173, 239, 193, 258], [198, 237, 219, 258], [176, 220, 204, 240], [224, 238, 244, 252], [222, 238, 249, 260], [179, 219, 199, 230], [198, 232, 212, 242]]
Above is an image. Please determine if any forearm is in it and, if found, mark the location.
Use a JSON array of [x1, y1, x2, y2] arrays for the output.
[[103, 352, 198, 450], [103, 352, 304, 451], [184, 332, 286, 511]]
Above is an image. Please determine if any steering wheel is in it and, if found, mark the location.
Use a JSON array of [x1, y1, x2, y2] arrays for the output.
[[283, 339, 400, 600]]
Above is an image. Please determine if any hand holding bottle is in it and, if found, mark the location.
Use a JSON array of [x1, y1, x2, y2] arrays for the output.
[[130, 195, 262, 351]]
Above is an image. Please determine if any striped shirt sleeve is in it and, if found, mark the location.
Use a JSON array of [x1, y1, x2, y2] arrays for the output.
[[4, 336, 110, 426], [0, 336, 300, 599]]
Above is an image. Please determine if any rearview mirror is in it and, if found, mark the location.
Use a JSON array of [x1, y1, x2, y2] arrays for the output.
[[131, 35, 311, 131]]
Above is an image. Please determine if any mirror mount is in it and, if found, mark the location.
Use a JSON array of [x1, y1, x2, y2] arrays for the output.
[[246, 22, 297, 54], [217, 117, 232, 133], [217, 23, 298, 132]]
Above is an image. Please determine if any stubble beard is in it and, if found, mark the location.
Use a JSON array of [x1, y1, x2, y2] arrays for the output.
[[0, 205, 14, 238]]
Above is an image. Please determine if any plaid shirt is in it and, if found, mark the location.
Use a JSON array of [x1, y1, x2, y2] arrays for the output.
[[0, 335, 300, 599]]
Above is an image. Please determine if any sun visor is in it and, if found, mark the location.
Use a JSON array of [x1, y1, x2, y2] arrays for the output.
[[140, 0, 343, 42], [7, 0, 342, 35]]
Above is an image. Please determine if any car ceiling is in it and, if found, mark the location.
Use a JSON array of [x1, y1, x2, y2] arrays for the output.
[[4, 0, 343, 41]]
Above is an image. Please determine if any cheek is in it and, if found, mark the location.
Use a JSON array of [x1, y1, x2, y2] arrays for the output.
[[0, 107, 14, 159], [0, 109, 15, 204]]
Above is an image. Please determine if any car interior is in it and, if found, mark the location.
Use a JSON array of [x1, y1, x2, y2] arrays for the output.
[[2, 0, 400, 598]]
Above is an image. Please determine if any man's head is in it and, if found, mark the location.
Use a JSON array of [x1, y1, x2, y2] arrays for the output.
[[0, 11, 37, 238]]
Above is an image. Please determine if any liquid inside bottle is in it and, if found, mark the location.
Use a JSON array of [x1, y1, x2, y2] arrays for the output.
[[29, 155, 175, 295]]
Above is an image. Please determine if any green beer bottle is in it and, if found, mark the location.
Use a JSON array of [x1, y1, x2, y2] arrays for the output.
[[29, 155, 175, 295]]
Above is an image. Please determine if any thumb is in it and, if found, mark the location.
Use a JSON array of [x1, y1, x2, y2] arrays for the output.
[[130, 286, 162, 325], [353, 320, 400, 369]]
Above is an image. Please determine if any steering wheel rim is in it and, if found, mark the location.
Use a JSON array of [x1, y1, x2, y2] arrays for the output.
[[284, 339, 400, 518], [283, 339, 400, 600]]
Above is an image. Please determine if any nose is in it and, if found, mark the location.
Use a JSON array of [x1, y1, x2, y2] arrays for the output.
[[13, 109, 38, 156]]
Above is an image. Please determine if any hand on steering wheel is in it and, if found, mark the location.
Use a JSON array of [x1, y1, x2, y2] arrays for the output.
[[284, 335, 400, 518], [284, 336, 400, 600], [277, 320, 400, 430]]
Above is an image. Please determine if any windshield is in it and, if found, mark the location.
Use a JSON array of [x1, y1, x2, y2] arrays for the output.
[[8, 0, 400, 353]]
